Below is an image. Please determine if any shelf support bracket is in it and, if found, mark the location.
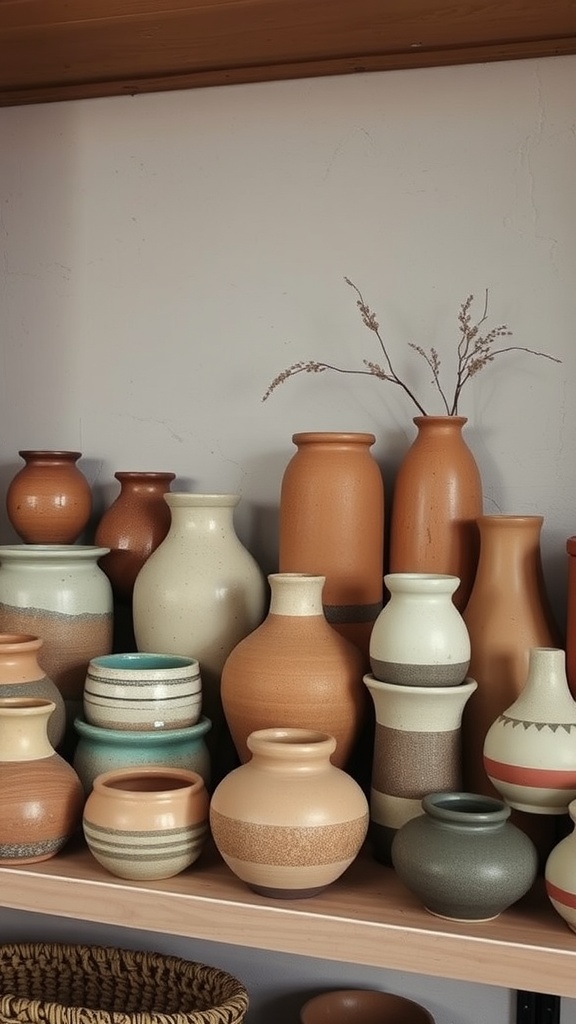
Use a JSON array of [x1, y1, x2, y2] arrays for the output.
[[516, 991, 561, 1024]]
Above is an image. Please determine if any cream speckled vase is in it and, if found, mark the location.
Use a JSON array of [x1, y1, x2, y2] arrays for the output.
[[210, 728, 369, 898]]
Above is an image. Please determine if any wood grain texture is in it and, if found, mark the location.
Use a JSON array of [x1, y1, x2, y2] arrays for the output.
[[0, 0, 575, 106]]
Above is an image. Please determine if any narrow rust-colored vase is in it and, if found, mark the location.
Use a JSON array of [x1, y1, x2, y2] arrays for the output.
[[95, 471, 176, 605], [389, 417, 482, 612], [6, 450, 92, 544], [0, 696, 84, 864], [279, 432, 384, 664]]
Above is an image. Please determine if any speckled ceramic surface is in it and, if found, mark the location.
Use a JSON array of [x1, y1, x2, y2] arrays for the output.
[[300, 988, 435, 1024], [545, 797, 576, 933], [83, 652, 202, 731], [83, 765, 209, 880], [73, 714, 212, 793], [391, 792, 538, 921]]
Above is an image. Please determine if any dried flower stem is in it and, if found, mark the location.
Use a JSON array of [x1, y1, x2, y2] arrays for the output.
[[263, 278, 561, 415]]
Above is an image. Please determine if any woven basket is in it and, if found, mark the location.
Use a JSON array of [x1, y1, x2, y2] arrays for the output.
[[0, 944, 249, 1024]]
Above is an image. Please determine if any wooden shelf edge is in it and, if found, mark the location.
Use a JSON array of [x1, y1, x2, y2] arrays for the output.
[[1, 842, 576, 997]]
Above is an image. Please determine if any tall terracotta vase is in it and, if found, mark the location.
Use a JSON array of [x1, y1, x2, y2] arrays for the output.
[[221, 573, 366, 770], [6, 450, 92, 544], [0, 696, 84, 864], [462, 515, 561, 798], [279, 432, 384, 664], [389, 417, 482, 612], [0, 633, 66, 749], [132, 493, 267, 779], [95, 471, 176, 605]]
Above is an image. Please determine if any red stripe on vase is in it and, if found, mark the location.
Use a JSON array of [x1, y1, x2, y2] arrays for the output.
[[484, 757, 576, 788], [546, 880, 576, 908]]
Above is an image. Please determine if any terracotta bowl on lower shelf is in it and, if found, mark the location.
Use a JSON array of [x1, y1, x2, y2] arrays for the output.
[[300, 989, 435, 1024]]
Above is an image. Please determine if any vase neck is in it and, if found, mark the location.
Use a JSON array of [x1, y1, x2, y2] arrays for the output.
[[19, 450, 81, 465], [0, 698, 55, 760], [292, 432, 376, 451], [268, 574, 326, 616], [116, 472, 175, 495], [247, 728, 336, 773], [509, 647, 576, 722], [0, 634, 44, 682], [475, 516, 543, 573], [0, 545, 109, 568], [422, 792, 509, 832], [413, 416, 467, 434]]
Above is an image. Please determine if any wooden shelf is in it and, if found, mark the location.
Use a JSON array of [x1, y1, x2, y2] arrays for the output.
[[0, 0, 575, 107], [1, 839, 576, 997]]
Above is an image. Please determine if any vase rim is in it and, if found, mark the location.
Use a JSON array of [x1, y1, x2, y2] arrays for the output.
[[164, 493, 240, 508], [88, 652, 199, 673], [0, 633, 42, 650], [247, 727, 337, 756], [268, 572, 326, 585], [363, 673, 478, 698], [74, 714, 211, 742], [413, 416, 467, 426], [0, 696, 55, 714], [291, 432, 376, 445], [0, 545, 110, 559], [17, 450, 82, 460], [384, 572, 460, 594], [422, 791, 510, 824], [92, 764, 205, 797], [477, 514, 544, 525]]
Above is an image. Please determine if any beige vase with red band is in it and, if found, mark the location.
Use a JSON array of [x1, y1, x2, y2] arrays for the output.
[[389, 417, 482, 613], [279, 432, 384, 663], [221, 573, 366, 770]]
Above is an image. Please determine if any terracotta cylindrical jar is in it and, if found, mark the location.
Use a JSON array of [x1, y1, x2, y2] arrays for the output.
[[369, 573, 470, 687], [389, 417, 482, 612], [363, 673, 477, 864], [462, 515, 561, 797], [83, 765, 209, 880], [484, 647, 576, 815], [0, 545, 113, 708], [0, 633, 66, 749], [132, 493, 266, 777], [566, 536, 576, 699], [73, 714, 212, 794], [391, 792, 538, 921], [6, 450, 92, 544], [0, 696, 84, 864], [95, 471, 176, 605], [221, 573, 366, 770], [545, 797, 576, 933], [210, 728, 369, 898], [279, 432, 384, 663]]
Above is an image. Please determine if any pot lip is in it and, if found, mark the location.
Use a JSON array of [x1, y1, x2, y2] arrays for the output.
[[384, 572, 460, 590], [0, 544, 110, 559], [88, 652, 200, 675], [165, 493, 240, 508], [91, 764, 205, 796], [247, 726, 337, 756], [363, 673, 478, 697], [74, 714, 211, 741], [114, 471, 176, 480], [17, 450, 82, 460], [0, 633, 42, 650], [291, 431, 377, 445], [422, 791, 510, 823], [0, 695, 55, 713]]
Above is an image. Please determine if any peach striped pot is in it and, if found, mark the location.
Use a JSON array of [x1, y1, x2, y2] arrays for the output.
[[83, 765, 209, 879]]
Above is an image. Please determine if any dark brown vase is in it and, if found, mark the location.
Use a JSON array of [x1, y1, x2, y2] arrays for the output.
[[6, 450, 92, 544], [278, 432, 384, 664], [389, 417, 482, 612], [95, 471, 176, 604]]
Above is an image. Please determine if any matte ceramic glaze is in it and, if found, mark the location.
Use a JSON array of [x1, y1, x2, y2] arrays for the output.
[[6, 450, 92, 544], [83, 765, 209, 879], [0, 633, 66, 748], [391, 792, 538, 922], [0, 697, 84, 864], [83, 652, 202, 731], [210, 728, 369, 898], [388, 417, 482, 612], [221, 573, 366, 769], [0, 545, 113, 702], [545, 798, 576, 933], [73, 714, 212, 793], [279, 432, 385, 661], [484, 647, 576, 814], [369, 573, 470, 687], [300, 988, 435, 1024], [95, 471, 175, 603], [364, 673, 477, 864]]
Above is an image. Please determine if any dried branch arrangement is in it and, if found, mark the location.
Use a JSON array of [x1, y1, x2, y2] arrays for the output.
[[263, 278, 561, 416]]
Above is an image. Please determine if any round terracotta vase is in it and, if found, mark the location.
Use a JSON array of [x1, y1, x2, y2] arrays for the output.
[[279, 432, 384, 664], [221, 573, 366, 770], [83, 652, 202, 732], [0, 633, 66, 749], [6, 450, 92, 544], [462, 515, 561, 797], [0, 696, 84, 864], [0, 545, 113, 707], [484, 647, 576, 815], [300, 989, 435, 1024], [363, 673, 477, 864], [389, 417, 482, 612], [95, 471, 176, 605], [83, 765, 209, 880], [210, 728, 369, 898], [545, 797, 576, 933], [73, 714, 212, 794], [391, 792, 538, 922], [369, 573, 470, 687]]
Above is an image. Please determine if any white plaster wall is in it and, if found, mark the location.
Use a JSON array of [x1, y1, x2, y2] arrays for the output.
[[1, 53, 576, 1023]]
